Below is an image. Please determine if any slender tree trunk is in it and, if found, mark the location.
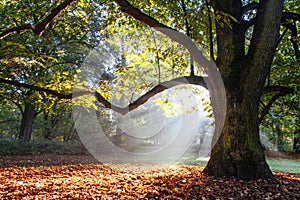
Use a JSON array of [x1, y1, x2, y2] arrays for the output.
[[19, 103, 36, 142], [114, 126, 125, 146], [293, 129, 300, 153], [275, 122, 284, 151], [43, 111, 52, 139]]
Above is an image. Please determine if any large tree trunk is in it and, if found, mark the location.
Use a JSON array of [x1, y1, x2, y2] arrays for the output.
[[19, 103, 36, 142], [204, 90, 273, 179], [204, 0, 284, 180]]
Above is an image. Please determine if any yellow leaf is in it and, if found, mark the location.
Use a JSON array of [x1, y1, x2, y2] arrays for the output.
[[63, 71, 69, 76]]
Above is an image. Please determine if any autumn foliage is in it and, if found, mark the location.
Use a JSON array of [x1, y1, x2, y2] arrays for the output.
[[0, 155, 299, 199]]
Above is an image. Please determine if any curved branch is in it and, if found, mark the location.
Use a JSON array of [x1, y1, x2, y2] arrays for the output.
[[263, 85, 295, 94], [114, 0, 167, 29], [0, 24, 32, 39], [0, 76, 207, 115], [281, 20, 299, 59], [0, 78, 74, 99], [101, 76, 208, 114], [0, 0, 75, 40], [114, 0, 226, 141], [259, 86, 294, 123], [114, 0, 219, 85]]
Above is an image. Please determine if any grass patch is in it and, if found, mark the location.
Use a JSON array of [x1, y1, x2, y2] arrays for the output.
[[177, 155, 300, 173], [267, 159, 300, 173]]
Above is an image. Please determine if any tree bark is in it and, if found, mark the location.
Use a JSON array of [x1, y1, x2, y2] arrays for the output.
[[204, 0, 284, 180], [204, 91, 273, 180], [18, 103, 36, 142]]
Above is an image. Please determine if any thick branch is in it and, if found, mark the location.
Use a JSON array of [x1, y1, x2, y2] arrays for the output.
[[116, 76, 207, 114], [282, 12, 300, 21], [246, 0, 284, 93], [0, 76, 207, 115], [114, 0, 226, 140], [114, 0, 167, 29], [263, 85, 295, 94], [0, 78, 74, 99], [0, 0, 75, 39], [259, 86, 294, 123], [114, 0, 219, 83]]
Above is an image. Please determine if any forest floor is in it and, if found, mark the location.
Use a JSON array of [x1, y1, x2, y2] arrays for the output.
[[0, 153, 299, 199]]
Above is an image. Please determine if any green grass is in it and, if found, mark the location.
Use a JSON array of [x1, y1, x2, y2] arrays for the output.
[[267, 159, 300, 173], [176, 155, 209, 166], [177, 155, 300, 173]]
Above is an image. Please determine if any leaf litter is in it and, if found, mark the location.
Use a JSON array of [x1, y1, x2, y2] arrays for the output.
[[0, 155, 299, 199]]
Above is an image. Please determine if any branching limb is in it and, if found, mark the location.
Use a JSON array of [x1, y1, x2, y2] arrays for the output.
[[112, 76, 207, 114], [0, 0, 75, 40], [114, 0, 216, 75], [282, 12, 300, 21], [0, 78, 74, 99], [114, 0, 167, 29], [114, 1, 226, 140], [0, 76, 207, 115], [259, 86, 294, 123]]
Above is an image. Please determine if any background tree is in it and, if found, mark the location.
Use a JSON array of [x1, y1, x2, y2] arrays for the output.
[[0, 0, 103, 142]]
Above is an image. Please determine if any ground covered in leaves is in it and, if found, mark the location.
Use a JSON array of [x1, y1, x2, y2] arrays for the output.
[[0, 155, 299, 199]]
